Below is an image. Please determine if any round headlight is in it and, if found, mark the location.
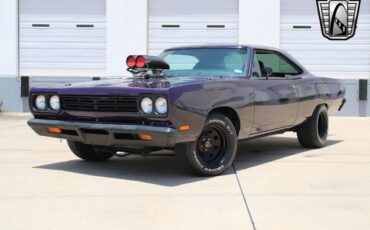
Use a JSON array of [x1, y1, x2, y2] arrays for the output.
[[49, 95, 60, 111], [155, 97, 167, 114], [35, 95, 46, 110], [140, 97, 153, 114]]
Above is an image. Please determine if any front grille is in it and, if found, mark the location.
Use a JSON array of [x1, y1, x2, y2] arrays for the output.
[[61, 95, 138, 112]]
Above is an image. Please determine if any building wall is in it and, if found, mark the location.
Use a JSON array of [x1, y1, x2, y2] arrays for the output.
[[338, 80, 370, 117], [239, 0, 280, 47], [106, 0, 148, 77], [0, 0, 22, 112]]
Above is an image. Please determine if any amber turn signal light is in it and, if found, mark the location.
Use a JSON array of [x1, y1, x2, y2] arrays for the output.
[[46, 127, 62, 134], [138, 133, 152, 141], [179, 125, 190, 131]]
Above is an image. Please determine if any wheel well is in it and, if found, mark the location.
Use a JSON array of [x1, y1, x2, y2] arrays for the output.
[[208, 107, 240, 136], [318, 103, 329, 110]]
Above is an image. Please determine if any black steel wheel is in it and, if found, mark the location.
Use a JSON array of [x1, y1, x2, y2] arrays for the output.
[[297, 105, 329, 148], [196, 126, 228, 169], [176, 113, 238, 176]]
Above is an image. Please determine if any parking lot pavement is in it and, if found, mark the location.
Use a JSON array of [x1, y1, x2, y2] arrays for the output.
[[0, 115, 369, 230]]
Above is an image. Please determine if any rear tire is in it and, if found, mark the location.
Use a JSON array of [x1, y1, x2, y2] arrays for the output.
[[297, 105, 329, 148], [67, 141, 115, 161], [176, 113, 238, 176]]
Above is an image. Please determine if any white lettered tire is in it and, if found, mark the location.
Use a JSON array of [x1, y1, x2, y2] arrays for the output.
[[176, 113, 238, 176]]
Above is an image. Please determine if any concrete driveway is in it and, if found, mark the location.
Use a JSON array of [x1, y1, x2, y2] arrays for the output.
[[0, 115, 369, 230]]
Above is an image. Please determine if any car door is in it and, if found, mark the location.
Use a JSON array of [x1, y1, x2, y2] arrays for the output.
[[249, 49, 300, 134]]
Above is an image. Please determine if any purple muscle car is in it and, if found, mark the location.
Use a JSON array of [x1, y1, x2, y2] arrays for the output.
[[28, 45, 346, 176]]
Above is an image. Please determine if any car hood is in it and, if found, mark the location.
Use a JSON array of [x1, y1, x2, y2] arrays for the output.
[[70, 76, 221, 88], [30, 76, 229, 95]]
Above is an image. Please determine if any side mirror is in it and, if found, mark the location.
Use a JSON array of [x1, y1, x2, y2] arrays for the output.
[[264, 67, 273, 79]]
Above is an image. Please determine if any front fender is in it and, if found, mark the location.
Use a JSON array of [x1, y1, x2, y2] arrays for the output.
[[168, 79, 254, 142]]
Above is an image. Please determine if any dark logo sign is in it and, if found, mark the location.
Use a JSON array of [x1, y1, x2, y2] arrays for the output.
[[317, 0, 361, 40]]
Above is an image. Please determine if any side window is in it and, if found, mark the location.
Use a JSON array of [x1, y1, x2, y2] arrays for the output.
[[255, 50, 302, 77], [251, 53, 262, 77]]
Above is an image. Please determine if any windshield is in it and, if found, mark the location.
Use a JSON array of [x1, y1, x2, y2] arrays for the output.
[[159, 48, 249, 77]]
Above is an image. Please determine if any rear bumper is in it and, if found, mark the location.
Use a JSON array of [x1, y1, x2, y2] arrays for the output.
[[28, 119, 178, 148]]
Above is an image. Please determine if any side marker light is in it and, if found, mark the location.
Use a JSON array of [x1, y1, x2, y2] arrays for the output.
[[179, 125, 190, 131]]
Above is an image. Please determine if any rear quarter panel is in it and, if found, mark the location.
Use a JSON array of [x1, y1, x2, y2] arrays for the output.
[[295, 74, 345, 125]]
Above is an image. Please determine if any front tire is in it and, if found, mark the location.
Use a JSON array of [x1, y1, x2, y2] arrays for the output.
[[67, 141, 115, 161], [297, 105, 329, 148], [176, 113, 238, 176]]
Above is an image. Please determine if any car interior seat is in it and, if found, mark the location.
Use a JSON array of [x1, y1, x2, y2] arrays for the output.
[[193, 61, 222, 70], [258, 61, 266, 77]]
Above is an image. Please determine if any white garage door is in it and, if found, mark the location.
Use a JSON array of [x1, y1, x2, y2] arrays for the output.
[[148, 0, 239, 56], [19, 0, 106, 77], [281, 0, 370, 79]]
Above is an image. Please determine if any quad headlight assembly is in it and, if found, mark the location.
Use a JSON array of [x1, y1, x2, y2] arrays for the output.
[[154, 97, 167, 114], [32, 94, 61, 112], [49, 95, 60, 111], [35, 95, 46, 110], [139, 95, 168, 116], [140, 97, 153, 114]]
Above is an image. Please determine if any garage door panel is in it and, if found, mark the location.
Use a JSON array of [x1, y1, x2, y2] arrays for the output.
[[281, 23, 370, 31], [149, 31, 239, 43], [20, 62, 105, 70], [292, 57, 370, 66], [280, 29, 370, 39], [280, 28, 370, 37], [20, 29, 105, 43], [305, 65, 370, 72], [19, 0, 106, 77], [149, 38, 238, 45], [281, 38, 370, 45], [149, 22, 238, 30], [20, 42, 105, 50], [149, 40, 238, 50], [289, 54, 370, 66], [281, 17, 320, 24], [149, 0, 238, 18], [299, 60, 369, 66], [148, 50, 164, 56], [281, 44, 370, 51], [22, 69, 104, 77], [150, 17, 238, 23], [19, 0, 105, 17], [20, 50, 105, 63], [20, 16, 105, 23], [282, 16, 370, 24], [20, 22, 106, 29], [313, 72, 369, 79], [148, 0, 238, 55], [288, 50, 370, 59], [149, 30, 239, 38], [20, 37, 104, 44]]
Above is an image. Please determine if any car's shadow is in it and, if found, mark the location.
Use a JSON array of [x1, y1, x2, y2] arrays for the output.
[[35, 136, 342, 186]]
